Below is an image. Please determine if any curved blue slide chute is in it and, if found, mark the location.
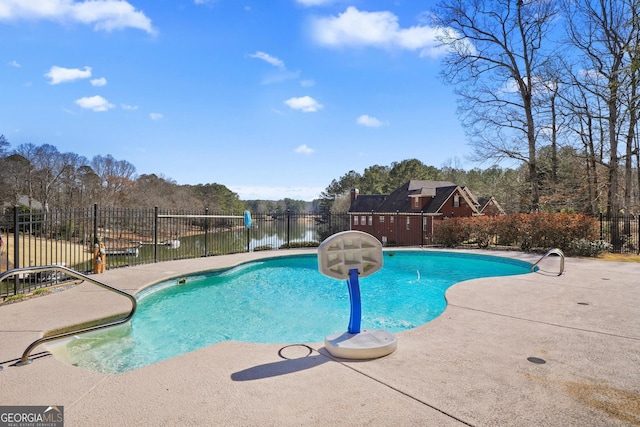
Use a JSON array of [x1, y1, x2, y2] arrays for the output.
[[347, 268, 362, 334]]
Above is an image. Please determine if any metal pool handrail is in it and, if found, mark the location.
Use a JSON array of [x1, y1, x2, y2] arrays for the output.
[[0, 265, 137, 366], [530, 248, 565, 276]]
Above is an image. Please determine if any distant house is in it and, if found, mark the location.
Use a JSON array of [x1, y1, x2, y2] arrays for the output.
[[478, 196, 506, 216], [348, 180, 504, 246], [2, 195, 43, 212]]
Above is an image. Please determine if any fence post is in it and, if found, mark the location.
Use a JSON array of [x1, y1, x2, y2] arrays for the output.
[[599, 212, 603, 240], [371, 210, 375, 237], [286, 210, 291, 248], [421, 211, 424, 247], [13, 206, 19, 295], [153, 207, 158, 263], [204, 207, 209, 256], [93, 203, 98, 245], [395, 210, 399, 246]]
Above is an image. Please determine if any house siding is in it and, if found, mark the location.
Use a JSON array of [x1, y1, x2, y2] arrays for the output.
[[350, 212, 438, 246], [439, 189, 476, 218], [348, 180, 498, 246]]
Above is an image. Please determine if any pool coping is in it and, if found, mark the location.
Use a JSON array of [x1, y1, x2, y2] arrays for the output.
[[1, 248, 639, 426]]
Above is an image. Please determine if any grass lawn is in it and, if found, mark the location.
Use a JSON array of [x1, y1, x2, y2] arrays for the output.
[[1, 233, 92, 273]]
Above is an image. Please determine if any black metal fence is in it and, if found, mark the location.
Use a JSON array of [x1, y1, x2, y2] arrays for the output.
[[597, 213, 640, 254], [0, 207, 636, 298], [0, 206, 350, 297]]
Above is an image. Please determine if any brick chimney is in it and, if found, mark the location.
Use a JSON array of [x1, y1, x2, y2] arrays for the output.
[[350, 188, 359, 201]]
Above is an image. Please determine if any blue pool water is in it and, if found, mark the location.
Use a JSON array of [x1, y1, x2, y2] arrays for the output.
[[51, 251, 531, 373]]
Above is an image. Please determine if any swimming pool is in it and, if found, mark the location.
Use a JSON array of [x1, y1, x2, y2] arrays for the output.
[[49, 251, 532, 373]]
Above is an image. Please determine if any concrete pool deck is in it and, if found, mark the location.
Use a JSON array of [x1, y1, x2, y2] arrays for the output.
[[0, 248, 638, 426]]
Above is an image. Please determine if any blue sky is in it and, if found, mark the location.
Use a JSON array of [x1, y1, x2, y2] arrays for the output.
[[0, 0, 470, 201]]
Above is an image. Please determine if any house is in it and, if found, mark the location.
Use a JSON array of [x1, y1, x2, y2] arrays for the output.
[[348, 180, 504, 246], [2, 195, 43, 212], [478, 196, 506, 216]]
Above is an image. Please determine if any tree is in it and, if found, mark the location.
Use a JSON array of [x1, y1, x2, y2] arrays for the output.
[[433, 0, 560, 212], [0, 135, 9, 157], [56, 153, 90, 209], [90, 155, 137, 207], [0, 153, 31, 207], [386, 159, 441, 192], [560, 59, 607, 214], [77, 165, 102, 208], [13, 143, 39, 211], [360, 165, 390, 194], [31, 144, 66, 212], [318, 170, 363, 213], [189, 183, 245, 212], [130, 174, 185, 209], [564, 0, 640, 214]]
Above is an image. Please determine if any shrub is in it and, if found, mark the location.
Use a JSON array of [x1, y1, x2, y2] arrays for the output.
[[464, 216, 494, 248], [433, 213, 599, 252], [566, 239, 612, 257], [278, 241, 320, 249], [433, 218, 469, 247]]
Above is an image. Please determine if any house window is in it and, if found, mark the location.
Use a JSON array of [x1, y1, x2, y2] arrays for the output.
[[414, 198, 419, 208], [423, 217, 427, 231], [379, 216, 385, 223], [368, 216, 373, 225], [361, 216, 366, 225], [354, 216, 359, 226], [390, 216, 394, 224], [454, 195, 460, 207], [406, 217, 411, 230]]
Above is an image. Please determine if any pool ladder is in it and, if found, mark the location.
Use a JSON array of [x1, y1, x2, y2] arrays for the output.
[[0, 265, 137, 367], [530, 248, 565, 276]]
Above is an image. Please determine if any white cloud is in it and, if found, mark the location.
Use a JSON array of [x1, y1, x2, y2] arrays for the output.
[[285, 96, 323, 112], [8, 60, 20, 67], [45, 65, 91, 84], [356, 114, 386, 127], [300, 79, 315, 87], [249, 51, 285, 69], [0, 0, 155, 34], [295, 144, 316, 155], [310, 6, 449, 58], [149, 112, 163, 120], [90, 76, 107, 86], [121, 103, 138, 110], [75, 95, 114, 111], [261, 69, 300, 85], [249, 51, 301, 85]]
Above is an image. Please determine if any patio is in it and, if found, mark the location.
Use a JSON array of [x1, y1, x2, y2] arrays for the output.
[[0, 249, 638, 426]]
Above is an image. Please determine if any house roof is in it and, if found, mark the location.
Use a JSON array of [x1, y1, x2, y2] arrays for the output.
[[478, 196, 506, 214], [349, 180, 475, 214], [2, 195, 43, 211], [348, 194, 387, 212]]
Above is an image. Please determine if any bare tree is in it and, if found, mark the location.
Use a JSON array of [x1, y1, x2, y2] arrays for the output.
[[564, 0, 640, 215], [129, 174, 194, 210], [56, 153, 90, 209], [30, 144, 67, 212], [90, 155, 137, 207], [433, 0, 560, 212], [13, 143, 38, 211], [0, 154, 31, 207], [0, 135, 9, 157]]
